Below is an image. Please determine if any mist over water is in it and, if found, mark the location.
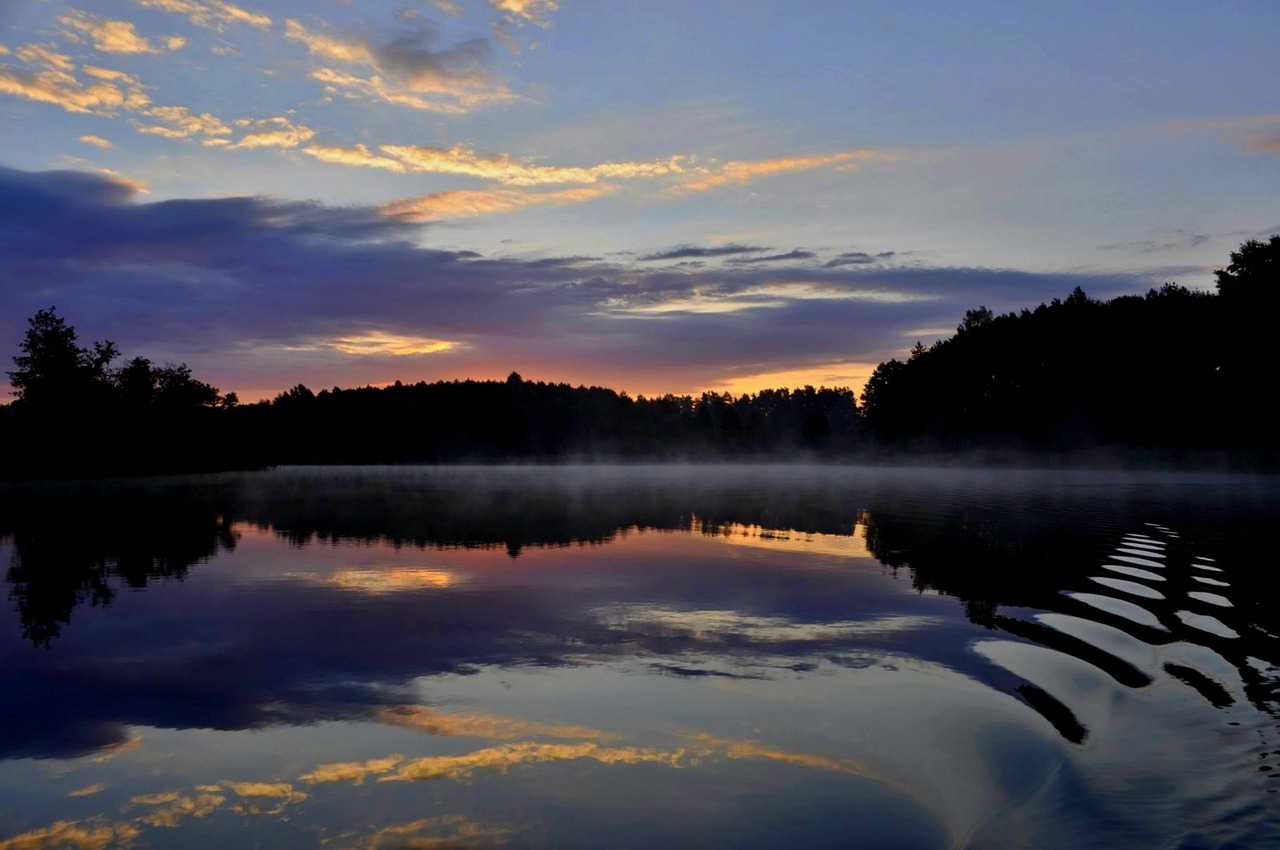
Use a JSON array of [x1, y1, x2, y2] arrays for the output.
[[1, 465, 1277, 848]]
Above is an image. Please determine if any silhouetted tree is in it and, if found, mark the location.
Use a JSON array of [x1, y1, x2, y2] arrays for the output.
[[7, 307, 117, 413], [1215, 235, 1280, 301]]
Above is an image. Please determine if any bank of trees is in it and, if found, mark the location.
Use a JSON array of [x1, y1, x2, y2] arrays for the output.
[[859, 236, 1279, 458]]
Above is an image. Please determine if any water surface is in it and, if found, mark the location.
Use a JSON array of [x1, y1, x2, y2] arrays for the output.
[[1, 466, 1278, 848]]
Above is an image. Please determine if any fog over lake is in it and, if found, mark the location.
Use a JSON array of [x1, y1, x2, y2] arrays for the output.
[[2, 465, 1278, 848]]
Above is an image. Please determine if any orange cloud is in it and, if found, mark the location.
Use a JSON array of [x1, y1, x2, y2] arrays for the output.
[[286, 21, 511, 112], [15, 44, 75, 71], [380, 186, 615, 221], [300, 143, 408, 172], [80, 65, 142, 85], [59, 12, 178, 55], [136, 105, 232, 138], [137, 0, 272, 31], [490, 0, 560, 27], [309, 67, 478, 114], [379, 144, 685, 186], [0, 64, 128, 114], [678, 151, 882, 193], [230, 116, 315, 150]]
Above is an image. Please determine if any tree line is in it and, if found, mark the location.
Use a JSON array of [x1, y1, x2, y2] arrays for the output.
[[2, 236, 1275, 476], [860, 235, 1279, 458]]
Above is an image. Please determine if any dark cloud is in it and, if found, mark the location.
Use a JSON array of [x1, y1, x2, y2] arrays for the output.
[[1099, 232, 1211, 254], [823, 252, 876, 268], [0, 166, 1155, 396], [729, 250, 816, 264], [638, 244, 768, 261]]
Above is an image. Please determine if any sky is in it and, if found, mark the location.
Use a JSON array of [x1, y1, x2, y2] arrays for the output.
[[1, 0, 1277, 402]]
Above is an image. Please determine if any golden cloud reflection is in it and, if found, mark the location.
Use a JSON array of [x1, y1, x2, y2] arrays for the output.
[[302, 733, 889, 791], [357, 815, 514, 850], [130, 791, 226, 828], [375, 705, 612, 741], [0, 820, 140, 850], [327, 568, 460, 593], [596, 605, 940, 643], [695, 519, 874, 561], [66, 785, 104, 798]]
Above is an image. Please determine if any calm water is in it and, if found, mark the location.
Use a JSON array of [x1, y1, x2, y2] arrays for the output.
[[1, 465, 1278, 848]]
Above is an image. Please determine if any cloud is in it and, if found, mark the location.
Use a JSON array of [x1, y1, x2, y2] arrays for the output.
[[300, 143, 408, 172], [79, 135, 113, 149], [730, 250, 817, 264], [286, 18, 510, 112], [678, 151, 883, 193], [0, 63, 129, 114], [490, 0, 560, 28], [0, 165, 1154, 402], [639, 244, 768, 261], [81, 65, 142, 85], [15, 43, 75, 71], [136, 0, 272, 31], [135, 105, 232, 138], [1099, 231, 1211, 254], [59, 11, 179, 55], [283, 330, 462, 355], [229, 116, 315, 150], [427, 0, 465, 15], [379, 186, 615, 221], [377, 144, 685, 186]]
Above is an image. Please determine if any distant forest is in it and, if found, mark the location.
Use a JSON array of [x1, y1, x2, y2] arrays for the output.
[[2, 236, 1276, 477]]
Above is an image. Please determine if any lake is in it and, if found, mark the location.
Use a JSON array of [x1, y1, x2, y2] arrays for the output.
[[1, 465, 1278, 848]]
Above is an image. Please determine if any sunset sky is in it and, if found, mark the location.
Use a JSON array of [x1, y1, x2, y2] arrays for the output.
[[1, 0, 1277, 402]]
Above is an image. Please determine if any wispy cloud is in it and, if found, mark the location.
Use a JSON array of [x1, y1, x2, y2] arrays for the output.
[[0, 64, 129, 114], [229, 116, 314, 150], [678, 151, 883, 193], [286, 18, 510, 113], [378, 144, 685, 185], [301, 143, 407, 172], [59, 11, 182, 55], [80, 134, 114, 148], [729, 249, 816, 264], [490, 0, 560, 28], [135, 105, 232, 139], [136, 0, 272, 31], [15, 43, 75, 71], [640, 244, 768, 261], [380, 185, 615, 221]]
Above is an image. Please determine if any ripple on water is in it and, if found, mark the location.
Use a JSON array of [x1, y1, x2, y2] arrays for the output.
[[1088, 577, 1165, 601], [1192, 576, 1230, 588], [1187, 591, 1232, 609], [1101, 564, 1165, 582], [1064, 593, 1168, 632], [1115, 547, 1166, 559], [1192, 563, 1225, 573], [1111, 555, 1167, 569], [1174, 611, 1240, 640]]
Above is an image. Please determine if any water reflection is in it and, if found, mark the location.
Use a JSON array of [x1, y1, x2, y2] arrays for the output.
[[1, 466, 1278, 847]]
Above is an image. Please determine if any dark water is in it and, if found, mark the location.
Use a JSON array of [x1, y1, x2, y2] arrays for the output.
[[1, 465, 1278, 848]]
